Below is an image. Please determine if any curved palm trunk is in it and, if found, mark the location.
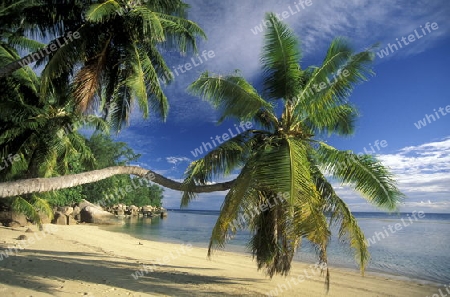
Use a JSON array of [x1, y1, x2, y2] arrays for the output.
[[0, 166, 235, 198]]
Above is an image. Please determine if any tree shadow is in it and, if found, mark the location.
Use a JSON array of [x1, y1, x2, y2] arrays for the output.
[[0, 249, 266, 296]]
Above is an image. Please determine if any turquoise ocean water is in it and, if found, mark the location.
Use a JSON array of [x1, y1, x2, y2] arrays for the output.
[[103, 210, 450, 285]]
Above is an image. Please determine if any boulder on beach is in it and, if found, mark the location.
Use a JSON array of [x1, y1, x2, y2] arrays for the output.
[[68, 216, 78, 225], [58, 206, 73, 216], [0, 211, 28, 227], [141, 205, 154, 216], [72, 206, 81, 220], [78, 200, 122, 225], [129, 205, 140, 216], [115, 209, 125, 216], [52, 211, 67, 225]]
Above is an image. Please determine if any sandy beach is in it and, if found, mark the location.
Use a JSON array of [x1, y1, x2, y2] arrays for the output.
[[0, 224, 441, 297]]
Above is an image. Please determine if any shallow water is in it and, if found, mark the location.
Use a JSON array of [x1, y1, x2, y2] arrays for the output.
[[103, 211, 450, 284]]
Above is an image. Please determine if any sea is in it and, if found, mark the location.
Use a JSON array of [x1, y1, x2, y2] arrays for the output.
[[103, 210, 450, 285]]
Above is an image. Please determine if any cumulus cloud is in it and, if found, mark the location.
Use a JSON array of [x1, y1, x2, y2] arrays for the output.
[[150, 0, 450, 125], [166, 156, 192, 165], [336, 137, 450, 212]]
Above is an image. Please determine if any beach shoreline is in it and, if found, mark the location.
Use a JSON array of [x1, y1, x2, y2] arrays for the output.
[[0, 224, 441, 296]]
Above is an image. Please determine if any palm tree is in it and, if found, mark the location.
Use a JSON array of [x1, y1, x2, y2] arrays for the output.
[[0, 0, 206, 131], [0, 42, 108, 227], [0, 0, 207, 222], [0, 0, 47, 62], [0, 50, 107, 180], [180, 13, 404, 288], [0, 13, 216, 200]]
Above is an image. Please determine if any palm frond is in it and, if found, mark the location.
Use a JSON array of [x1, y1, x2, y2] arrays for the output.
[[310, 162, 369, 275], [181, 130, 257, 206], [316, 142, 404, 210], [126, 45, 149, 118], [207, 162, 257, 255], [156, 13, 206, 53], [31, 195, 54, 222], [261, 12, 302, 100], [6, 35, 45, 53], [85, 0, 121, 23], [188, 71, 273, 124], [293, 38, 353, 111], [108, 84, 132, 132], [302, 103, 359, 136], [11, 195, 53, 229], [72, 37, 109, 112], [135, 46, 169, 119], [249, 137, 315, 207], [11, 196, 37, 226], [293, 40, 375, 137], [146, 43, 173, 84], [131, 6, 165, 41], [40, 29, 86, 94], [252, 109, 279, 132]]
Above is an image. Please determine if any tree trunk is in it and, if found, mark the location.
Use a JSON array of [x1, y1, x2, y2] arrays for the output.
[[0, 166, 234, 198]]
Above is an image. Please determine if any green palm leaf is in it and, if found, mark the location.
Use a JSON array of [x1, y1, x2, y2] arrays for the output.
[[261, 12, 302, 100], [302, 103, 359, 136], [181, 130, 257, 206], [85, 0, 121, 23], [207, 161, 257, 255], [156, 13, 207, 53], [188, 71, 274, 124], [316, 142, 404, 210], [249, 138, 316, 208], [293, 40, 376, 138], [11, 196, 52, 229], [311, 163, 369, 275], [131, 7, 165, 41], [136, 46, 169, 119], [5, 35, 45, 53]]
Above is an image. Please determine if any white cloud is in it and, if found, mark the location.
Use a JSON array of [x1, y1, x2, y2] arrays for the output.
[[188, 0, 450, 70], [336, 137, 450, 212], [166, 156, 192, 165], [158, 0, 450, 125]]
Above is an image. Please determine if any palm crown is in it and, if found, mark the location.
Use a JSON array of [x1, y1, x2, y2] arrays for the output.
[[182, 13, 404, 288], [0, 42, 106, 227], [1, 0, 206, 132]]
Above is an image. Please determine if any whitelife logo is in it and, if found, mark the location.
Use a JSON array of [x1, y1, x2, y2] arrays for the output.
[[17, 32, 81, 68], [190, 121, 253, 158], [376, 22, 439, 58]]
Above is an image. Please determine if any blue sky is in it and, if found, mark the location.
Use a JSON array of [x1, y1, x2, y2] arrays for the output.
[[113, 0, 450, 212]]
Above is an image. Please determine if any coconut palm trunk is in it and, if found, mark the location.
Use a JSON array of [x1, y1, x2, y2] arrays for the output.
[[0, 166, 235, 198]]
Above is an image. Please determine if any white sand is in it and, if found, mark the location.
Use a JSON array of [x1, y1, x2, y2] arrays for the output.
[[0, 224, 440, 296]]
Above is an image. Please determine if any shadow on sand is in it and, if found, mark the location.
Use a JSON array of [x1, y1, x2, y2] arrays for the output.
[[0, 249, 266, 296]]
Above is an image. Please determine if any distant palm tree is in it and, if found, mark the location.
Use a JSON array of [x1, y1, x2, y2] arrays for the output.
[[182, 13, 404, 288], [0, 0, 206, 131]]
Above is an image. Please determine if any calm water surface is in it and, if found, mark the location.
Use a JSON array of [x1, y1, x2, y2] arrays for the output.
[[103, 210, 450, 284]]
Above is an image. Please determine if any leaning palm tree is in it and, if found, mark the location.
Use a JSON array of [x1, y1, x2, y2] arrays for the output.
[[181, 13, 404, 288]]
